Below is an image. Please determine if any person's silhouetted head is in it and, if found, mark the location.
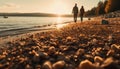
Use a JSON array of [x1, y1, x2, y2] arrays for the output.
[[75, 3, 77, 7], [81, 6, 84, 8]]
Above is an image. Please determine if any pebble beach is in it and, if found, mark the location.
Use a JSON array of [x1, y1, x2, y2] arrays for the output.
[[0, 17, 120, 69]]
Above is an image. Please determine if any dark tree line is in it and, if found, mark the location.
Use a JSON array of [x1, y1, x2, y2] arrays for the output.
[[105, 0, 120, 13], [85, 0, 120, 16]]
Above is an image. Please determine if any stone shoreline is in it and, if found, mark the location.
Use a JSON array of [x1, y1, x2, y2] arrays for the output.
[[0, 18, 120, 69]]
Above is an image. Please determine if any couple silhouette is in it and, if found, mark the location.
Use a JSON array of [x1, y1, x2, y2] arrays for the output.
[[72, 3, 85, 22]]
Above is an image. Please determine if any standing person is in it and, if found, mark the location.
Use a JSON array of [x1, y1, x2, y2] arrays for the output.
[[80, 6, 85, 22], [72, 3, 78, 22]]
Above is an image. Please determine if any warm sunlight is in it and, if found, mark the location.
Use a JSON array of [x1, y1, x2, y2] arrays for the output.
[[0, 0, 120, 69], [56, 17, 67, 29], [52, 1, 68, 15], [56, 24, 66, 29], [56, 17, 62, 23]]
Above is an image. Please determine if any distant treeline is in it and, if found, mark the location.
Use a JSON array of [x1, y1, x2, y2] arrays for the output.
[[0, 13, 72, 17], [85, 0, 120, 16]]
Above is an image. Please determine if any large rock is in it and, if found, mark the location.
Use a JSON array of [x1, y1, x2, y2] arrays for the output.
[[42, 61, 52, 69], [78, 60, 103, 69], [52, 61, 66, 69]]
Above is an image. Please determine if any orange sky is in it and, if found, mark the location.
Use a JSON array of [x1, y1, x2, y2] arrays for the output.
[[0, 0, 102, 14]]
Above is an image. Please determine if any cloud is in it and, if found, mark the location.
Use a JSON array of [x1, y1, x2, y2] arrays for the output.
[[0, 3, 20, 12], [4, 3, 20, 8]]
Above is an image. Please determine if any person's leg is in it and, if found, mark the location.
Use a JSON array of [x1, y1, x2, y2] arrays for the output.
[[75, 17, 77, 22], [81, 16, 83, 22], [74, 15, 76, 22], [75, 14, 77, 22], [80, 15, 81, 22], [81, 16, 83, 21]]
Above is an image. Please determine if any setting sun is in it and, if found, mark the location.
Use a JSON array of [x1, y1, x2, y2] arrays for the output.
[[0, 0, 101, 14], [52, 1, 68, 15]]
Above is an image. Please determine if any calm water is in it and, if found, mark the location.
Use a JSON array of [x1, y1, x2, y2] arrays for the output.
[[0, 17, 73, 37], [0, 17, 73, 31], [0, 16, 87, 37]]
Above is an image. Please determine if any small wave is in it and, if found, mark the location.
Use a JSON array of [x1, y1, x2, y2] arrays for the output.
[[0, 25, 55, 37], [0, 27, 8, 29], [0, 27, 32, 33]]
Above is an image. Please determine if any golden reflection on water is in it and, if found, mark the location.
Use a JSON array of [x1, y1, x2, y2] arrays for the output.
[[56, 16, 62, 23], [56, 24, 66, 29], [56, 16, 67, 29]]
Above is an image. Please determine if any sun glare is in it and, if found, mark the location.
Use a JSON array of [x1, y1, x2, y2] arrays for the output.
[[56, 17, 67, 29], [57, 17, 62, 23], [52, 1, 68, 15], [56, 24, 66, 29]]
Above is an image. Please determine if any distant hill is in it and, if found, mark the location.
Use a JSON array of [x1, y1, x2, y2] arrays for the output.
[[0, 13, 72, 17]]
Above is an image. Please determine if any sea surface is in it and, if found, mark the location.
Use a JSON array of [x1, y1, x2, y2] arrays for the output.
[[0, 16, 86, 37]]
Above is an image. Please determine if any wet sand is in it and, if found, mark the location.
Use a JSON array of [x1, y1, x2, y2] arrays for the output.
[[0, 18, 120, 69]]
